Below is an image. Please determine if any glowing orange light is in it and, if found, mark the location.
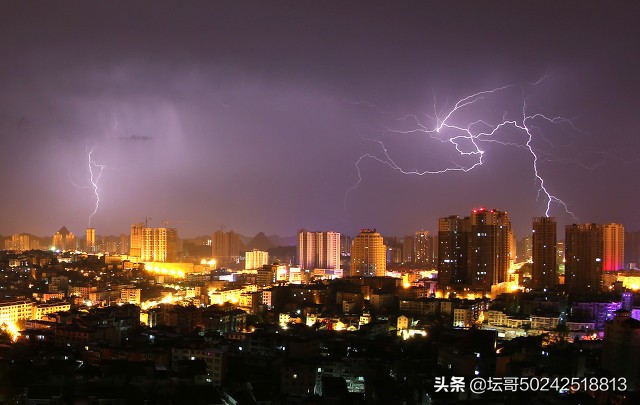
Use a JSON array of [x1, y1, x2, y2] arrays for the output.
[[1, 322, 20, 342]]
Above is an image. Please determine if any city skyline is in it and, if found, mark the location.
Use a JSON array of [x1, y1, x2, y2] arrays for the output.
[[1, 2, 639, 240], [0, 214, 633, 243], [2, 3, 640, 402]]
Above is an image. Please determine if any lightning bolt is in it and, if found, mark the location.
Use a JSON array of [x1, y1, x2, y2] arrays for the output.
[[346, 79, 578, 219], [87, 148, 105, 227]]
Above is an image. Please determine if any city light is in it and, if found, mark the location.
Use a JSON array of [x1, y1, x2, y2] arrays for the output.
[[0, 3, 637, 403], [1, 322, 20, 342]]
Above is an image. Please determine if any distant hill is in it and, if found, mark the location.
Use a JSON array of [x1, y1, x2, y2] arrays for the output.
[[268, 234, 296, 247], [246, 232, 275, 251], [238, 233, 296, 249]]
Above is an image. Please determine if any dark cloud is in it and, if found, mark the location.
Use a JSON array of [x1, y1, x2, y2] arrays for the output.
[[0, 1, 639, 238]]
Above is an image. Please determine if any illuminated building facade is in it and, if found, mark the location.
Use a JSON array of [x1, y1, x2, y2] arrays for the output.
[[130, 222, 144, 258], [5, 233, 40, 251], [212, 230, 241, 260], [298, 230, 315, 269], [120, 288, 141, 305], [318, 231, 340, 269], [350, 229, 386, 277], [603, 223, 624, 271], [130, 223, 178, 262], [144, 262, 194, 278], [245, 249, 269, 270], [0, 300, 70, 325], [52, 226, 76, 251], [86, 227, 96, 253], [297, 230, 341, 270], [532, 217, 557, 290], [617, 272, 640, 291], [32, 302, 72, 320], [142, 228, 167, 262], [0, 300, 32, 325], [414, 231, 434, 268]]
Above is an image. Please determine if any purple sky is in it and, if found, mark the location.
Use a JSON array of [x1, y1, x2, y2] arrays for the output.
[[1, 1, 639, 239]]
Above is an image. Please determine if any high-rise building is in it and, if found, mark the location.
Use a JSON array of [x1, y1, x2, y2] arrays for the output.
[[603, 223, 624, 271], [350, 229, 386, 277], [118, 233, 129, 255], [517, 236, 533, 262], [438, 209, 511, 290], [86, 227, 96, 253], [212, 230, 241, 260], [142, 227, 167, 262], [318, 231, 340, 269], [104, 237, 118, 254], [340, 235, 352, 256], [130, 222, 144, 258], [414, 231, 434, 268], [532, 217, 557, 290], [245, 249, 269, 270], [385, 237, 403, 265], [565, 223, 624, 291], [438, 215, 471, 288], [130, 223, 178, 262], [297, 230, 341, 270], [565, 224, 604, 292], [166, 228, 179, 262], [52, 226, 76, 251], [298, 231, 316, 269], [5, 233, 40, 251], [624, 230, 640, 269], [469, 208, 511, 289], [402, 235, 414, 263]]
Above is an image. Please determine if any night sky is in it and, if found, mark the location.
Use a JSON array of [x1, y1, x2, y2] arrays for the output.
[[1, 1, 639, 239]]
